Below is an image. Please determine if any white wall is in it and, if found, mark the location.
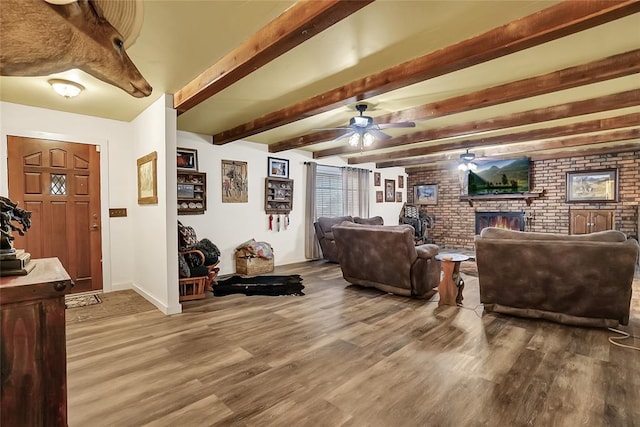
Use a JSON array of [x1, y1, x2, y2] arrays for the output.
[[176, 131, 407, 275], [131, 95, 180, 314]]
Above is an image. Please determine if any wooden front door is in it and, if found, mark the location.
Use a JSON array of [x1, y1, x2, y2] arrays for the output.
[[7, 136, 102, 293]]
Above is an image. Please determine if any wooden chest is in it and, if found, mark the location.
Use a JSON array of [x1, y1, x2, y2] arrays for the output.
[[235, 249, 274, 275]]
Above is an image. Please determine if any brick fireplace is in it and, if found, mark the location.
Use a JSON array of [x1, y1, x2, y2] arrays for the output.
[[475, 211, 525, 235]]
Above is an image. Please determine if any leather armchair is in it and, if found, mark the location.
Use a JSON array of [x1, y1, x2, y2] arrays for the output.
[[332, 222, 441, 298], [314, 216, 353, 262]]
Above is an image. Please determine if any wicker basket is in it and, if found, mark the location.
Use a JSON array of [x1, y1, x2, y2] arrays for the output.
[[235, 248, 274, 275]]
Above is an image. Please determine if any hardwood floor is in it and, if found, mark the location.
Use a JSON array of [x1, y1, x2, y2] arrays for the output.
[[66, 261, 640, 426]]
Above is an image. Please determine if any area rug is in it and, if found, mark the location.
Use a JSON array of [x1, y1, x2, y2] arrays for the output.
[[213, 274, 304, 296], [65, 293, 102, 309]]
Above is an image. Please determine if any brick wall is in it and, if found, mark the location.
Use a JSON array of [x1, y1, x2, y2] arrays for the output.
[[407, 150, 640, 249]]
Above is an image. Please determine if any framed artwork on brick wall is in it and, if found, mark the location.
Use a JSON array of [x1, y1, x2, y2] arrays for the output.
[[566, 169, 618, 202]]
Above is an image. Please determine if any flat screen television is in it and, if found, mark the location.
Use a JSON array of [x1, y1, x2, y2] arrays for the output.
[[467, 157, 530, 196]]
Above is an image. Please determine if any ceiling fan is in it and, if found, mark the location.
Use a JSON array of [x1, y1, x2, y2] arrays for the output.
[[319, 104, 416, 148]]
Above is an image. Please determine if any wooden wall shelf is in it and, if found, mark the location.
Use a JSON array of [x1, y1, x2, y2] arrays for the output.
[[460, 191, 544, 207], [177, 171, 206, 215], [265, 177, 293, 214]]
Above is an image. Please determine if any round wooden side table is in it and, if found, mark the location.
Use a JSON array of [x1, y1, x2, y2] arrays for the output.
[[434, 253, 469, 306]]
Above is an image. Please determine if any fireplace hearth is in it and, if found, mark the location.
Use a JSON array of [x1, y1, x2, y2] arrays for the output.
[[476, 211, 525, 235]]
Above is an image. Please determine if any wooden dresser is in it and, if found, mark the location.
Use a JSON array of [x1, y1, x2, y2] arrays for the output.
[[1, 258, 73, 426]]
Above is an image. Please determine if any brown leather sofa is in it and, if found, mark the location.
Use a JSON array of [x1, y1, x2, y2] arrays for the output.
[[314, 216, 383, 262], [332, 222, 441, 297], [475, 227, 639, 327]]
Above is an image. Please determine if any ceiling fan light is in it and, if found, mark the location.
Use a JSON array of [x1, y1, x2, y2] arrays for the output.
[[468, 162, 478, 171], [460, 152, 475, 162], [348, 133, 361, 147], [48, 79, 84, 98], [362, 132, 375, 147], [458, 163, 468, 171]]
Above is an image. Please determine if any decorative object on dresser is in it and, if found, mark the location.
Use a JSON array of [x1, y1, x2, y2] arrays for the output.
[[1, 257, 74, 425], [566, 169, 618, 202], [384, 179, 395, 202], [265, 177, 293, 214], [0, 196, 33, 276], [137, 151, 158, 204], [222, 160, 248, 203], [176, 147, 198, 171], [267, 157, 289, 178], [177, 171, 207, 215]]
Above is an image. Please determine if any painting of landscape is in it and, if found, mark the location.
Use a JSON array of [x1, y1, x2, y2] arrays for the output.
[[468, 157, 530, 195]]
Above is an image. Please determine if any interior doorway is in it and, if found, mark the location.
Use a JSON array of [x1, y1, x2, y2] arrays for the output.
[[7, 136, 103, 293]]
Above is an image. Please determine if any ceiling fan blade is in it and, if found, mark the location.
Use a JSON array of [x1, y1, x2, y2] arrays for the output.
[[368, 129, 392, 140], [312, 126, 354, 131], [377, 122, 416, 129], [332, 130, 355, 142]]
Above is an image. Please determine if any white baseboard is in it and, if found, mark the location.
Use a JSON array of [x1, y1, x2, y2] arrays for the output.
[[131, 284, 182, 315]]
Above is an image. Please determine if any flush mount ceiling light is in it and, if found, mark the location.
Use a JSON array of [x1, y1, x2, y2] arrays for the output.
[[48, 79, 85, 98]]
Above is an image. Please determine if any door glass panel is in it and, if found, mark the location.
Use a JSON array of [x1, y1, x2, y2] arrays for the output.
[[51, 174, 67, 195]]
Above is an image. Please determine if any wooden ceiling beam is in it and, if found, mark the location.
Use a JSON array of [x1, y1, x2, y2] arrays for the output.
[[212, 0, 640, 144], [173, 0, 374, 115], [381, 128, 640, 169], [311, 86, 640, 158], [363, 112, 640, 166]]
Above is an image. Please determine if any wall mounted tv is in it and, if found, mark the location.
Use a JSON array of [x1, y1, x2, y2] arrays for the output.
[[467, 157, 530, 196]]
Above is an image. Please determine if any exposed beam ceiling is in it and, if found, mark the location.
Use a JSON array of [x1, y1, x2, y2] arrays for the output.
[[173, 0, 373, 114], [212, 0, 640, 145]]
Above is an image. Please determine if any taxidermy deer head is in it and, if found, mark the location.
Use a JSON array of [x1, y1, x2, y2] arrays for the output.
[[0, 0, 152, 98]]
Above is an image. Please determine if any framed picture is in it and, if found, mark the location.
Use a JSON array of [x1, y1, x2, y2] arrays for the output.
[[414, 183, 438, 205], [385, 179, 395, 202], [374, 172, 381, 186], [268, 157, 289, 178], [396, 192, 402, 202], [137, 151, 158, 204], [177, 183, 195, 198], [398, 175, 404, 189], [566, 169, 618, 202], [376, 191, 383, 203], [176, 147, 198, 171], [222, 160, 248, 203]]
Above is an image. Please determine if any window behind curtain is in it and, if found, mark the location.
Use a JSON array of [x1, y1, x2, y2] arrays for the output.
[[315, 165, 343, 217]]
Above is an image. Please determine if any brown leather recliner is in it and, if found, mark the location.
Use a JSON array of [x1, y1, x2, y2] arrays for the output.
[[332, 222, 441, 297], [475, 227, 639, 327], [314, 216, 353, 262]]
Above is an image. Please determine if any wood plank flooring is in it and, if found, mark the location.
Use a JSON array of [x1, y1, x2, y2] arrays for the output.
[[66, 261, 640, 426]]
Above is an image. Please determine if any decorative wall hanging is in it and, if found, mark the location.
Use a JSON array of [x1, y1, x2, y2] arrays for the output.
[[137, 151, 158, 204], [374, 172, 381, 186], [396, 192, 402, 203], [267, 157, 289, 178], [414, 183, 438, 205], [385, 179, 395, 202], [0, 0, 152, 98], [176, 147, 198, 171], [398, 176, 404, 188], [222, 160, 248, 203], [566, 169, 618, 202], [376, 191, 383, 203]]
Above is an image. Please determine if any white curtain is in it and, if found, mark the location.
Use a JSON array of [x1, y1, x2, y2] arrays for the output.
[[343, 167, 370, 218], [304, 162, 321, 259]]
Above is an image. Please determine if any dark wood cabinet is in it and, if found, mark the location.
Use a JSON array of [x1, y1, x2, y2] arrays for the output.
[[265, 177, 293, 214], [177, 171, 206, 215], [0, 258, 73, 426], [569, 209, 614, 234]]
